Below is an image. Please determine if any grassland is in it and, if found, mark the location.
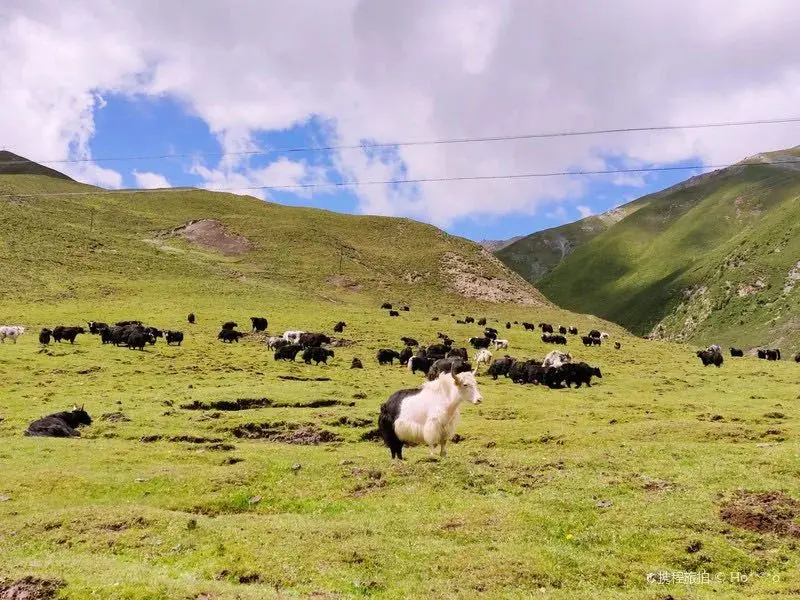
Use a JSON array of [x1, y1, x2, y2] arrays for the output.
[[2, 166, 800, 599]]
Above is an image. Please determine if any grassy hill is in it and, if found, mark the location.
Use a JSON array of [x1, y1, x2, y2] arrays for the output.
[[0, 167, 548, 314], [495, 202, 646, 283], [0, 150, 76, 181], [2, 159, 800, 599], [501, 149, 800, 351]]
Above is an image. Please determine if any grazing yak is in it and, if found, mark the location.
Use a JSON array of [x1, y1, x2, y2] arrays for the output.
[[39, 328, 52, 345], [187, 313, 196, 324], [379, 369, 483, 460], [540, 323, 554, 333], [351, 357, 363, 369], [697, 348, 723, 367], [409, 355, 432, 375], [250, 317, 268, 332], [53, 326, 85, 344], [581, 335, 601, 346], [477, 318, 487, 326], [127, 330, 154, 351], [377, 349, 402, 365], [381, 302, 393, 310], [469, 336, 491, 349], [165, 331, 184, 346], [275, 344, 303, 361], [614, 342, 621, 350], [333, 321, 347, 333], [506, 322, 512, 329], [426, 344, 452, 361], [303, 347, 334, 365], [730, 347, 744, 357], [426, 357, 473, 381], [447, 347, 468, 361], [542, 333, 567, 345], [400, 337, 419, 347], [115, 320, 142, 327], [389, 310, 400, 317], [562, 362, 602, 388], [218, 329, 245, 343], [756, 349, 781, 360], [794, 353, 800, 363], [266, 336, 289, 350], [0, 325, 25, 344], [568, 327, 578, 335], [522, 322, 535, 331], [399, 346, 414, 366], [558, 326, 567, 335], [588, 329, 601, 339], [25, 406, 92, 437], [483, 327, 498, 340], [87, 321, 108, 334], [464, 316, 475, 324], [221, 321, 238, 331], [543, 350, 572, 368], [488, 356, 515, 380], [402, 306, 410, 312], [491, 338, 509, 350], [298, 332, 331, 348], [475, 348, 493, 366], [282, 330, 305, 344]]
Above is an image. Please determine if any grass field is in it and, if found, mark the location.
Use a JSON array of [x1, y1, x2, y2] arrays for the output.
[[2, 294, 800, 599], [2, 166, 800, 599]]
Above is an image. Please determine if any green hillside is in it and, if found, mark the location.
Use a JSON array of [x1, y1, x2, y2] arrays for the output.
[[0, 166, 548, 312], [532, 149, 800, 350], [496, 202, 646, 283]]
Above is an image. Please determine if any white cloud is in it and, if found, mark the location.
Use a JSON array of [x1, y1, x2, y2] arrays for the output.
[[133, 170, 171, 189], [576, 205, 593, 219], [2, 0, 800, 226], [190, 156, 329, 200]]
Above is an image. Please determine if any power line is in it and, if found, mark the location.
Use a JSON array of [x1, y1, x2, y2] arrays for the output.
[[2, 116, 800, 167], [2, 156, 797, 199]]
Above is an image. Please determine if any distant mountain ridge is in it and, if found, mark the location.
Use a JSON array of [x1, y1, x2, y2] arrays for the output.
[[496, 147, 800, 349]]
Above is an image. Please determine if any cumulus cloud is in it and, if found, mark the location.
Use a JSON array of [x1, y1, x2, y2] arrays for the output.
[[2, 0, 800, 225], [133, 170, 171, 189]]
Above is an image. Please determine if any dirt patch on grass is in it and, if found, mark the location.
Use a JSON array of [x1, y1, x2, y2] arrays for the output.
[[359, 428, 382, 442], [642, 477, 674, 492], [439, 251, 547, 305], [0, 576, 64, 599], [140, 435, 223, 444], [277, 375, 332, 382], [231, 421, 342, 444], [326, 416, 373, 428], [169, 219, 252, 256], [325, 275, 362, 292], [720, 490, 800, 537], [100, 411, 130, 422], [99, 516, 150, 531], [182, 398, 353, 411], [181, 398, 273, 411]]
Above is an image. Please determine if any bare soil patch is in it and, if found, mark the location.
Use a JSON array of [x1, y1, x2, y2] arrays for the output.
[[231, 421, 341, 444], [325, 275, 362, 292], [0, 577, 64, 600], [720, 490, 800, 537], [439, 251, 546, 305], [326, 416, 373, 428], [169, 219, 252, 256]]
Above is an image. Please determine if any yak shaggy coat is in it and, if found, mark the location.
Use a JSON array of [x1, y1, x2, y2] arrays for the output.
[[379, 371, 482, 460]]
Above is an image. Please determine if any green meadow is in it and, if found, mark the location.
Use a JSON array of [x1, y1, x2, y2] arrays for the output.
[[1, 167, 800, 599]]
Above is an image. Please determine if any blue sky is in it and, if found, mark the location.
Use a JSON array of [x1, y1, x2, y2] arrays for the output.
[[82, 94, 709, 242]]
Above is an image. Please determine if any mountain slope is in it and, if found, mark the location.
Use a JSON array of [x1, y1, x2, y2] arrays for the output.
[[532, 150, 800, 349], [0, 150, 76, 181], [495, 202, 646, 283], [0, 158, 548, 311]]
